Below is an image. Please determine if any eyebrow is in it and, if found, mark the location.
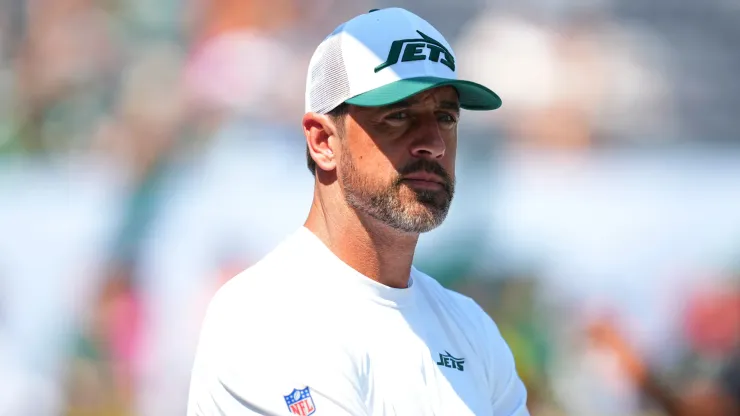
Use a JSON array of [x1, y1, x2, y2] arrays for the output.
[[439, 100, 461, 112]]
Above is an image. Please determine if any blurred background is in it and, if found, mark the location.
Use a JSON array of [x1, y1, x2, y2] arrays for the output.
[[0, 0, 738, 415]]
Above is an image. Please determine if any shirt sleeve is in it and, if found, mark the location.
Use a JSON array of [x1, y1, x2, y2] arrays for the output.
[[187, 285, 367, 416], [481, 310, 530, 416]]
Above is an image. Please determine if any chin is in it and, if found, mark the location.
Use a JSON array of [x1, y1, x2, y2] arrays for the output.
[[399, 204, 449, 233], [409, 193, 451, 216], [400, 218, 445, 234]]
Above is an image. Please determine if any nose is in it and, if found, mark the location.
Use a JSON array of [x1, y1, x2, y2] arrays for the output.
[[409, 120, 446, 160]]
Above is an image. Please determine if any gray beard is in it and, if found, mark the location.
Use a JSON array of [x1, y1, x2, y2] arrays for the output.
[[340, 154, 454, 234]]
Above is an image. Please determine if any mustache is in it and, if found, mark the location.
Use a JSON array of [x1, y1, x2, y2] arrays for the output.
[[396, 159, 454, 193]]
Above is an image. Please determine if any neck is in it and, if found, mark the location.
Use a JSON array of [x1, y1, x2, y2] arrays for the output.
[[304, 190, 418, 289]]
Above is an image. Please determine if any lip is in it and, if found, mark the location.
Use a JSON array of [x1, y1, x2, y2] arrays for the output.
[[401, 174, 446, 190], [402, 173, 445, 185]]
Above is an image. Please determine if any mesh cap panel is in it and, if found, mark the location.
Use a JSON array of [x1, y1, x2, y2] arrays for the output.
[[306, 32, 350, 114]]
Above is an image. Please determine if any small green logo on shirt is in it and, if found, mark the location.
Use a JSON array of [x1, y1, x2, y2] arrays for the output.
[[435, 351, 465, 371]]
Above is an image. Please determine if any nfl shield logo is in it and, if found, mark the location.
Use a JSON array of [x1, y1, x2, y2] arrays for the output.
[[283, 387, 316, 416]]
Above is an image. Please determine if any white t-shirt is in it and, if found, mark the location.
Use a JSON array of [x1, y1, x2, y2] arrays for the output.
[[188, 227, 529, 416]]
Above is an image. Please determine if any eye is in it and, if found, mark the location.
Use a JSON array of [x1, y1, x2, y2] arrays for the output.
[[437, 112, 458, 126], [386, 111, 409, 121]]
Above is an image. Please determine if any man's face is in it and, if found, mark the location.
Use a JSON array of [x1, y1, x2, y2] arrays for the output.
[[337, 86, 459, 233]]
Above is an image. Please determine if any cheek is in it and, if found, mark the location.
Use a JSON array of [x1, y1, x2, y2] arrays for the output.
[[442, 139, 457, 173], [343, 142, 396, 184], [351, 139, 399, 173], [370, 138, 407, 166]]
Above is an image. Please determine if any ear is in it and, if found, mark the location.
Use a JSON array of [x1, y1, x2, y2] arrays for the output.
[[303, 112, 340, 173]]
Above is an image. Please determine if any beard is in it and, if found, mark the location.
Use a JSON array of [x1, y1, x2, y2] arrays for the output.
[[340, 151, 455, 233]]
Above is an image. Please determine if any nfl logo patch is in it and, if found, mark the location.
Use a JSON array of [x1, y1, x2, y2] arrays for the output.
[[283, 387, 316, 416]]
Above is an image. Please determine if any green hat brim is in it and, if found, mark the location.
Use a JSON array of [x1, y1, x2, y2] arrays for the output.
[[344, 76, 502, 111]]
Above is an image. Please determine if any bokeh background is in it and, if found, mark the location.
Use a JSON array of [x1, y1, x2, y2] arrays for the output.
[[1, 0, 739, 415]]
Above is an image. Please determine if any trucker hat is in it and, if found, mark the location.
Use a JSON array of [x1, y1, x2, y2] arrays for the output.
[[305, 7, 502, 114]]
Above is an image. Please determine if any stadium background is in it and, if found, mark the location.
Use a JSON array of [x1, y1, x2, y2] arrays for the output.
[[0, 0, 738, 415]]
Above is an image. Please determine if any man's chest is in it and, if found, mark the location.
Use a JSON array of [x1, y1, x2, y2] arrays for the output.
[[360, 319, 492, 415]]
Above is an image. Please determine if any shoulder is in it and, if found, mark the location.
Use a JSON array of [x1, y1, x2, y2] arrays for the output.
[[412, 270, 524, 396], [412, 270, 510, 358], [412, 268, 495, 329], [189, 239, 367, 414], [197, 234, 314, 347], [213, 228, 310, 298], [191, 237, 332, 381]]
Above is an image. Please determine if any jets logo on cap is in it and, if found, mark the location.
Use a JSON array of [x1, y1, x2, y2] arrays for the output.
[[375, 30, 455, 73]]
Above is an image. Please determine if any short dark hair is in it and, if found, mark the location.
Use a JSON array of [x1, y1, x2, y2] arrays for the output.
[[306, 103, 349, 176]]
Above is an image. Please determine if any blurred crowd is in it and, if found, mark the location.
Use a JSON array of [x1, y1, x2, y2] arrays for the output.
[[0, 0, 739, 415]]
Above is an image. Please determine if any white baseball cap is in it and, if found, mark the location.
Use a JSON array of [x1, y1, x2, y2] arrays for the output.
[[305, 7, 502, 114]]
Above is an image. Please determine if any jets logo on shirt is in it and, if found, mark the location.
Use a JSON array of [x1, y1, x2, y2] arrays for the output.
[[435, 350, 465, 371], [283, 387, 316, 416]]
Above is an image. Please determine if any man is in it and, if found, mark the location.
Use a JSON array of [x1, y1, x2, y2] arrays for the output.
[[188, 7, 529, 415]]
